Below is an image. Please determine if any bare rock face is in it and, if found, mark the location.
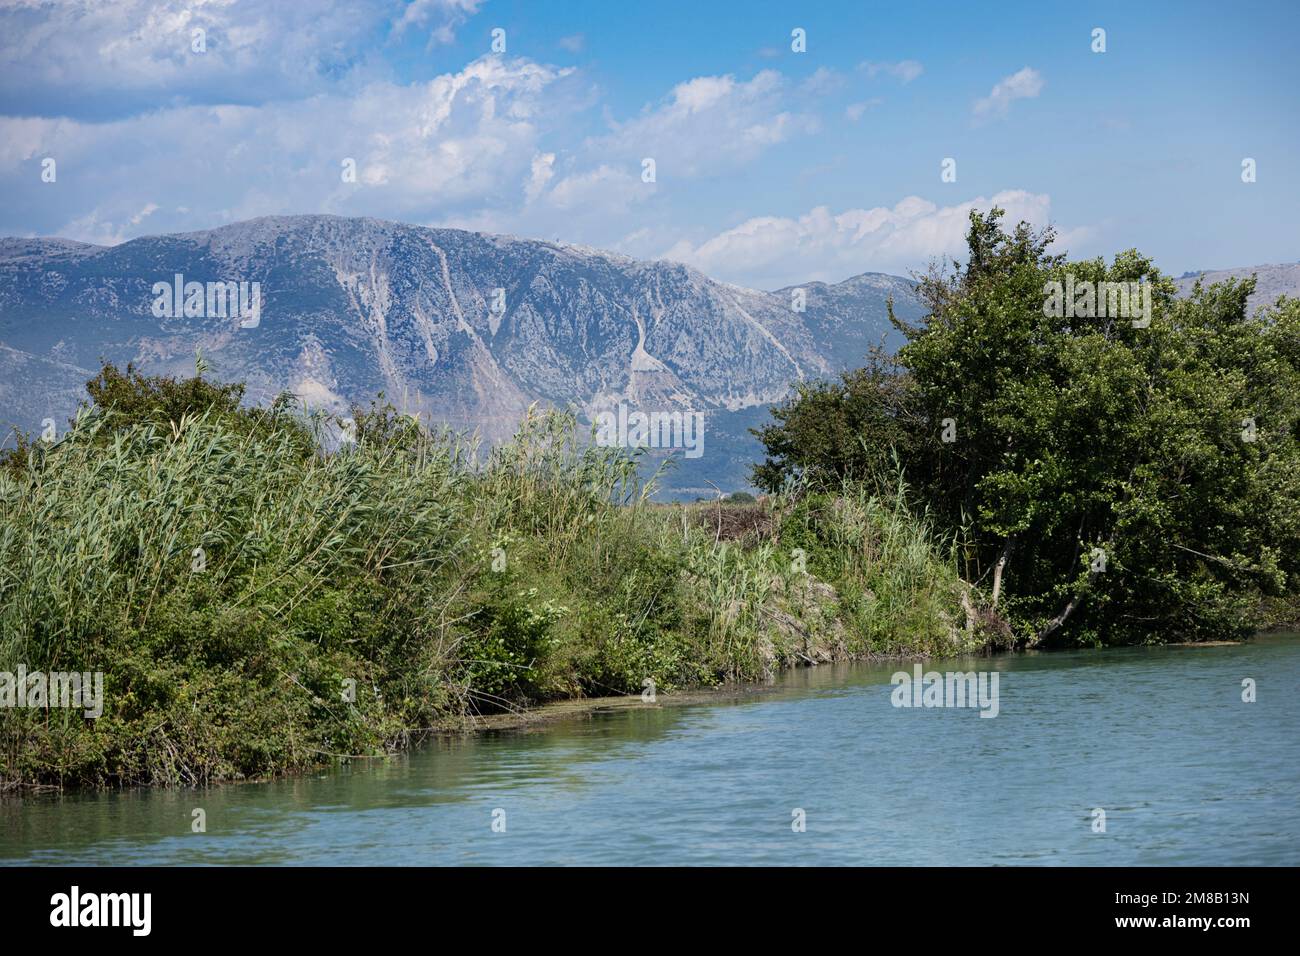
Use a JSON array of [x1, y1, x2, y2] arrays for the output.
[[0, 215, 924, 493]]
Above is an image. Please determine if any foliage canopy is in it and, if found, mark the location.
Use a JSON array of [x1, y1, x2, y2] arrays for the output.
[[753, 209, 1300, 644]]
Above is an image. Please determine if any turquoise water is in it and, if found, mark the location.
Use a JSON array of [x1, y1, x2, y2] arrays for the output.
[[3, 636, 1298, 865]]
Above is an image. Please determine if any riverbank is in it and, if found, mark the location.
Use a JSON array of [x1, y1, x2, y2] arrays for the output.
[[1, 370, 996, 791], [6, 635, 1295, 866]]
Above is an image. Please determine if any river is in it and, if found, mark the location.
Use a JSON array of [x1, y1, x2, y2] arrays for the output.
[[3, 635, 1297, 865]]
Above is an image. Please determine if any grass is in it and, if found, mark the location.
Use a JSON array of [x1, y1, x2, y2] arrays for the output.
[[0, 370, 994, 790]]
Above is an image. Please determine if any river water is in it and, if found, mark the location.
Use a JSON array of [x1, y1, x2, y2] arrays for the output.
[[3, 635, 1297, 865]]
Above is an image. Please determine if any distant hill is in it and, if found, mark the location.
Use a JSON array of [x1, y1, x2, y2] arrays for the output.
[[1173, 261, 1300, 314]]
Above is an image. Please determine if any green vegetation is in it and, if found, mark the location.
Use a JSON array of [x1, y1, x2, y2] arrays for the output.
[[754, 209, 1300, 646], [1, 363, 978, 790], [9, 211, 1289, 790]]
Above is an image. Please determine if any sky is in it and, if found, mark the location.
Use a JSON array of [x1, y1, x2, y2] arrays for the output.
[[0, 0, 1297, 290]]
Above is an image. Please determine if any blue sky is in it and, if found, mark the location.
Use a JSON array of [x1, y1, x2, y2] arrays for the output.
[[1, 0, 1296, 288]]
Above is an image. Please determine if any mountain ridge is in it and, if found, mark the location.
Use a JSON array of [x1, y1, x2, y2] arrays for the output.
[[0, 214, 923, 495]]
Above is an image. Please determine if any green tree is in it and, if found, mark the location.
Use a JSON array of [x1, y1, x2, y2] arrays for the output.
[[754, 208, 1300, 644], [750, 346, 921, 493]]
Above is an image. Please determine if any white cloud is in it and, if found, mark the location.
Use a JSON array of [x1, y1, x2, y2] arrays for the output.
[[525, 152, 556, 203], [466, 69, 818, 238], [2, 40, 831, 255], [592, 71, 817, 179], [128, 203, 160, 226], [2, 55, 579, 242], [845, 99, 883, 122], [544, 165, 648, 213], [801, 67, 845, 95], [973, 67, 1044, 120], [557, 34, 585, 53], [860, 60, 924, 84], [0, 0, 443, 113], [5, 8, 1006, 283], [661, 190, 1081, 289], [391, 0, 484, 43], [390, 68, 815, 242]]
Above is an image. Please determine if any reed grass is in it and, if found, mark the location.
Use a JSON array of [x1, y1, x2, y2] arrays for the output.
[[0, 374, 984, 789]]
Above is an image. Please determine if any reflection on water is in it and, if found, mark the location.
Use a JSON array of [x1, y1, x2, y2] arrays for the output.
[[3, 637, 1298, 865]]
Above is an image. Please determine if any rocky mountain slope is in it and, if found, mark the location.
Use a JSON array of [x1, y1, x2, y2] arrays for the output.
[[0, 215, 923, 495], [1172, 261, 1300, 315]]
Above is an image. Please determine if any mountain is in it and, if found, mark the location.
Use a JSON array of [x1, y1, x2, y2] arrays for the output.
[[0, 215, 924, 496], [1173, 261, 1300, 314], [773, 271, 916, 357]]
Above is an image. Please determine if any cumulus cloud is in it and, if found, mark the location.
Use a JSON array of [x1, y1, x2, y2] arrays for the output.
[[391, 0, 483, 44], [544, 164, 648, 213], [973, 67, 1044, 120], [591, 71, 818, 179], [0, 55, 579, 242], [0, 0, 486, 118], [2, 32, 825, 252], [463, 68, 819, 241], [660, 190, 1081, 289]]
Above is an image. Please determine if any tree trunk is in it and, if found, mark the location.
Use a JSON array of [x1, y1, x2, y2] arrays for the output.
[[991, 535, 1015, 608], [1037, 593, 1082, 642]]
